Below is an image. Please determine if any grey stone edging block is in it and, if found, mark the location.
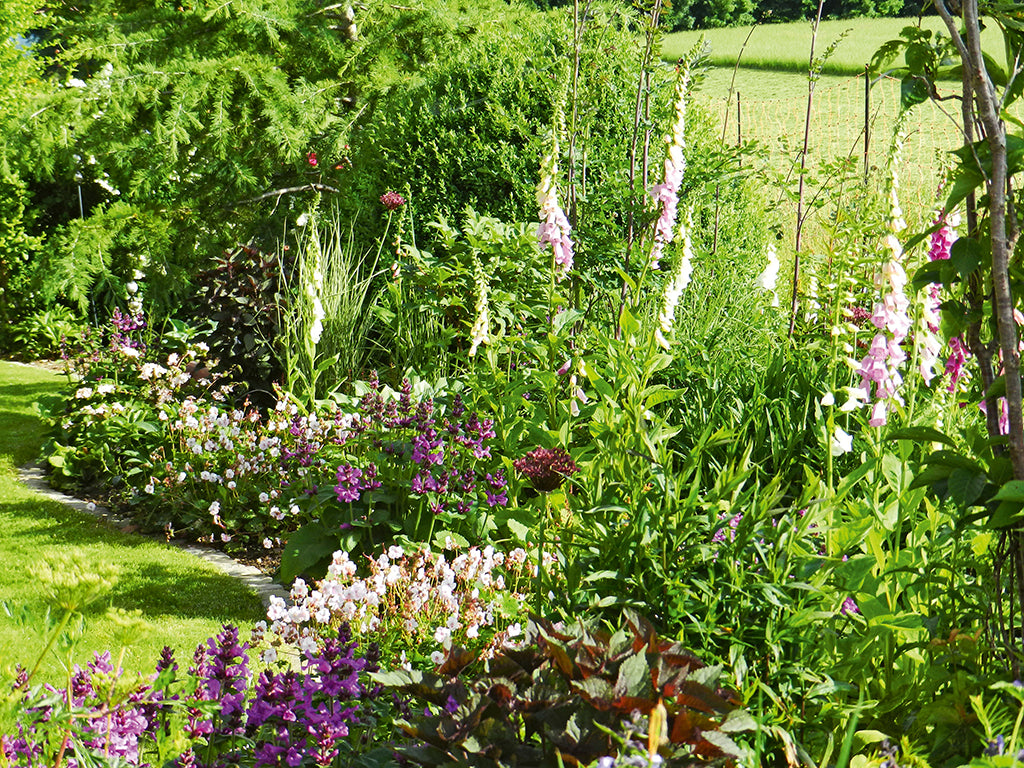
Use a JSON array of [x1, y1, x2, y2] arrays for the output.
[[17, 463, 289, 609]]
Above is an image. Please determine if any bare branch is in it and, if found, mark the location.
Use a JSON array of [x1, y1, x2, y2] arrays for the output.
[[231, 183, 340, 207]]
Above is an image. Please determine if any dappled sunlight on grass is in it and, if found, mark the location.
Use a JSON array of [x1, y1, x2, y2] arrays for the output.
[[0, 361, 264, 684]]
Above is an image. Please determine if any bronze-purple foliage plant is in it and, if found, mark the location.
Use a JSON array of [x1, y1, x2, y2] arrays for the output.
[[372, 609, 753, 768]]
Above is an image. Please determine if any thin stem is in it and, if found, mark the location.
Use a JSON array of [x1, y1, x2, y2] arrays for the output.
[[28, 609, 74, 681], [788, 0, 826, 339], [620, 0, 663, 338]]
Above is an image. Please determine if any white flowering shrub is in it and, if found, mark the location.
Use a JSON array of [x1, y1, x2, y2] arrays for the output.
[[263, 543, 533, 666]]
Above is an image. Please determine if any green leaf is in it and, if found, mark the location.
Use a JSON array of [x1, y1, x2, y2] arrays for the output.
[[280, 521, 338, 584], [987, 376, 1007, 399], [870, 39, 905, 74], [642, 385, 678, 409], [505, 516, 531, 543], [910, 261, 943, 292], [989, 500, 1024, 529], [900, 75, 930, 108], [947, 467, 987, 507], [433, 530, 470, 549], [923, 450, 984, 472], [887, 426, 956, 446], [836, 461, 875, 501], [701, 730, 743, 757], [904, 42, 933, 75], [615, 651, 652, 698], [948, 237, 983, 278], [993, 480, 1024, 502], [908, 463, 954, 491], [619, 307, 641, 339], [720, 709, 757, 733]]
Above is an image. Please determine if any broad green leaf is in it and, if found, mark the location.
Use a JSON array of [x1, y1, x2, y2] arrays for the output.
[[615, 650, 652, 698], [947, 467, 987, 507], [886, 426, 956, 446], [900, 74, 930, 108], [720, 709, 757, 733], [949, 237, 983, 278], [990, 500, 1024, 529], [904, 42, 934, 75], [923, 450, 984, 472], [993, 479, 1024, 502], [280, 521, 338, 584], [619, 307, 641, 339]]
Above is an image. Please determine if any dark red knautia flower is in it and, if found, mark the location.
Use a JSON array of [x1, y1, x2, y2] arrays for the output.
[[380, 191, 405, 211], [513, 447, 579, 492]]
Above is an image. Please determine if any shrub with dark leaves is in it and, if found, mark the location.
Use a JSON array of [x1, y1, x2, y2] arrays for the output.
[[372, 610, 754, 768]]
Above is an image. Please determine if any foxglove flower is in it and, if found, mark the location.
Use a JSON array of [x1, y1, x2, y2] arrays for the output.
[[301, 223, 326, 347], [536, 126, 574, 281], [654, 211, 694, 350], [753, 240, 780, 307], [649, 61, 693, 271], [468, 257, 490, 356], [830, 426, 853, 456], [854, 157, 911, 427]]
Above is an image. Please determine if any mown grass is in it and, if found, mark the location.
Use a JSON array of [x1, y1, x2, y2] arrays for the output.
[[663, 16, 1005, 75], [689, 67, 963, 227], [662, 17, 1009, 256], [0, 361, 264, 686]]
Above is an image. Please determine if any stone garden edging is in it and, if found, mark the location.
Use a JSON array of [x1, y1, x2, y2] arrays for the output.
[[17, 463, 288, 609]]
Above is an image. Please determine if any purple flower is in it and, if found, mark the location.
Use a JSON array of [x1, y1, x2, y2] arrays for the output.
[[513, 447, 579, 492], [840, 597, 859, 616], [411, 471, 438, 495], [335, 463, 363, 503], [380, 190, 406, 211]]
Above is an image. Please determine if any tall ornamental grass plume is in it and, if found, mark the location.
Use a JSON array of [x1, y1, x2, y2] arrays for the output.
[[855, 120, 911, 428], [536, 116, 574, 282]]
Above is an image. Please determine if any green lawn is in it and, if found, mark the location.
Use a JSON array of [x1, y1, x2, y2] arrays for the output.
[[663, 16, 1003, 75], [0, 361, 264, 686], [663, 15, 1017, 236], [688, 67, 963, 226], [660, 17, 1003, 252]]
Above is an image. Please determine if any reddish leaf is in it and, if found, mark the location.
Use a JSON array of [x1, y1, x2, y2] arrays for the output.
[[673, 680, 732, 714], [438, 646, 476, 676], [610, 696, 659, 714]]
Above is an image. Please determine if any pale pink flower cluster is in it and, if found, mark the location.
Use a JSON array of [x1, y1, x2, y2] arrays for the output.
[[918, 214, 958, 384], [856, 225, 910, 428], [166, 397, 360, 527], [537, 132, 574, 281], [266, 544, 532, 663], [649, 65, 692, 271]]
